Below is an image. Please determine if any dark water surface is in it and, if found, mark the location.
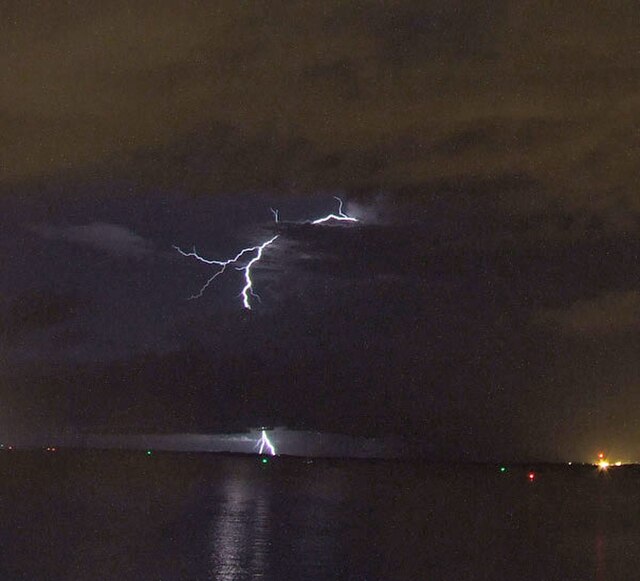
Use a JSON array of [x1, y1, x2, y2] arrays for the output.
[[1, 452, 639, 580]]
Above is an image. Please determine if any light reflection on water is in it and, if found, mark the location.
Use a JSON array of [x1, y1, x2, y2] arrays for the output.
[[208, 475, 271, 580], [207, 462, 351, 580], [202, 461, 640, 581], [4, 456, 640, 580]]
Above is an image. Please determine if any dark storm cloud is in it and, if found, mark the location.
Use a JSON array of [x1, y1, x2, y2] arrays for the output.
[[33, 222, 153, 257], [0, 187, 637, 458], [2, 2, 639, 460], [2, 1, 639, 223], [1, 291, 81, 339], [534, 291, 640, 337]]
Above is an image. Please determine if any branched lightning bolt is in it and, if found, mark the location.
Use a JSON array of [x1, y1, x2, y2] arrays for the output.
[[311, 196, 359, 225], [238, 236, 278, 309], [175, 197, 357, 309], [256, 429, 276, 455], [173, 236, 278, 308]]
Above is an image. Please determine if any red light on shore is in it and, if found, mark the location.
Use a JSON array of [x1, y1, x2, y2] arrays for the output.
[[528, 472, 535, 482]]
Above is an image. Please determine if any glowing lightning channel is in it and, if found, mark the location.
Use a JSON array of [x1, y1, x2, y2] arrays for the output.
[[175, 197, 358, 308], [173, 235, 278, 308], [311, 196, 359, 225], [238, 235, 278, 309], [256, 429, 276, 455]]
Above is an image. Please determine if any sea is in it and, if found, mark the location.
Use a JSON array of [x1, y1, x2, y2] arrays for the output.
[[1, 451, 638, 580]]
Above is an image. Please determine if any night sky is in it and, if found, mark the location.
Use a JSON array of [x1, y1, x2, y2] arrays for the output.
[[1, 2, 639, 461]]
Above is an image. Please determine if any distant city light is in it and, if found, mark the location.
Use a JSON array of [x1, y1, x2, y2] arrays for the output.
[[598, 459, 609, 471], [499, 466, 507, 473], [528, 472, 535, 482], [146, 449, 153, 456], [261, 457, 269, 464]]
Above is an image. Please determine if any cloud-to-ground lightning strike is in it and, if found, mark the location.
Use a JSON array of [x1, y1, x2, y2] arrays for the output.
[[175, 197, 358, 309], [256, 429, 276, 455]]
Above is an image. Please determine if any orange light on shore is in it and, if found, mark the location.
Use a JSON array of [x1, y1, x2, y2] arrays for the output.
[[596, 451, 611, 470]]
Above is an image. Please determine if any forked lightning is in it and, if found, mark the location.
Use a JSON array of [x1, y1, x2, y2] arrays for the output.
[[175, 197, 358, 309]]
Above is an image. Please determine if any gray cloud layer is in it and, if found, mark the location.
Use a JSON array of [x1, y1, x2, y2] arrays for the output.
[[34, 222, 153, 257], [2, 1, 639, 224], [2, 2, 639, 459]]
